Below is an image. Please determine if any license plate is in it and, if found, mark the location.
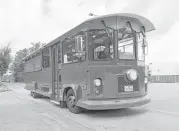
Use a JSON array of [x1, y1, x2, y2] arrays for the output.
[[124, 85, 133, 92]]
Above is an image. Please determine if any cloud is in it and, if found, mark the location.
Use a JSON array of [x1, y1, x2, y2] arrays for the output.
[[0, 0, 42, 49], [0, 0, 94, 54], [145, 0, 179, 35], [41, 0, 52, 15], [105, 0, 179, 36], [147, 22, 179, 62], [0, 0, 179, 66], [106, 0, 179, 68]]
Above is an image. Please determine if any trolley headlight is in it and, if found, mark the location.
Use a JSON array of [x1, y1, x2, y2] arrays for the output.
[[145, 77, 148, 83], [94, 78, 102, 87], [126, 69, 138, 81]]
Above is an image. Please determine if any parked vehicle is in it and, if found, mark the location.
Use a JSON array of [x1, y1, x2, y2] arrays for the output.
[[23, 13, 155, 113]]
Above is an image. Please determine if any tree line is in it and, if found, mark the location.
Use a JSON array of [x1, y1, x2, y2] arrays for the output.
[[0, 42, 45, 82], [0, 44, 12, 78]]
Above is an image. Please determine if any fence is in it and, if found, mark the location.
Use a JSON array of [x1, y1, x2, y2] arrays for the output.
[[151, 75, 179, 83]]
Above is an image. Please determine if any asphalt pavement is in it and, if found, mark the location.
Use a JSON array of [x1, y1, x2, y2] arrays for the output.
[[0, 82, 179, 131]]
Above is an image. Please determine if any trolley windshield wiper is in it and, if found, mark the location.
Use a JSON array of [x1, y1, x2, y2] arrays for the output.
[[127, 21, 146, 37], [100, 20, 114, 38]]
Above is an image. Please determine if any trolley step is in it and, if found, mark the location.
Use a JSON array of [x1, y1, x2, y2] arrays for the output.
[[50, 100, 60, 105]]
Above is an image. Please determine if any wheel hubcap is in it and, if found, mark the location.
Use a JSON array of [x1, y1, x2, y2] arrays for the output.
[[68, 95, 76, 108]]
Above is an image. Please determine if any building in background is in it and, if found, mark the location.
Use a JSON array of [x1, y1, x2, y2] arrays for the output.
[[149, 62, 179, 83]]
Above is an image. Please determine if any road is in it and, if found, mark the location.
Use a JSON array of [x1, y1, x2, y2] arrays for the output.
[[0, 83, 179, 131]]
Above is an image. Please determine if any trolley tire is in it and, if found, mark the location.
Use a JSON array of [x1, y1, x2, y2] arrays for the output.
[[31, 92, 39, 98], [67, 89, 83, 114], [59, 101, 67, 108]]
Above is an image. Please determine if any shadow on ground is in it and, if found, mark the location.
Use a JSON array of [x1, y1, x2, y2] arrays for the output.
[[27, 92, 149, 118], [81, 107, 148, 119]]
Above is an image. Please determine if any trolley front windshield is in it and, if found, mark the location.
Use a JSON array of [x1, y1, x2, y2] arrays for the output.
[[88, 29, 114, 60]]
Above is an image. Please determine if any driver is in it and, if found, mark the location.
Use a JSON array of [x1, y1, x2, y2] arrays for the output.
[[98, 47, 110, 59]]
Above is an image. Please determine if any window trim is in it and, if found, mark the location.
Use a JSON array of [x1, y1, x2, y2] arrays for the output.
[[57, 43, 62, 64]]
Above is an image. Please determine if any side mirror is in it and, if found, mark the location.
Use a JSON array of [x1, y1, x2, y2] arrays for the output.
[[75, 35, 84, 52]]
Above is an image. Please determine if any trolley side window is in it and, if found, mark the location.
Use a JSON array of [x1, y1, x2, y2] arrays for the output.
[[24, 52, 42, 72], [117, 26, 135, 60], [24, 57, 33, 72], [62, 32, 86, 64], [33, 52, 42, 71], [42, 48, 50, 68]]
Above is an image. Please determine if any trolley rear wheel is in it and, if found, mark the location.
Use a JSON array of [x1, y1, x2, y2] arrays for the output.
[[31, 91, 40, 98]]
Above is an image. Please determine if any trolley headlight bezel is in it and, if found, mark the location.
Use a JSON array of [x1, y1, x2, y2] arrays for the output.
[[126, 69, 138, 81]]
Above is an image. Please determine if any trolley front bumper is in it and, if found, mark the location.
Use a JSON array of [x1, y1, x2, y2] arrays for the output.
[[77, 95, 151, 110]]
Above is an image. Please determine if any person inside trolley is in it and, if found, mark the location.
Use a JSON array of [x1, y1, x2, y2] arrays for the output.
[[98, 47, 111, 59]]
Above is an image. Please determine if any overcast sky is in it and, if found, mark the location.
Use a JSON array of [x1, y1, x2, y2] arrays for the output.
[[0, 0, 179, 70]]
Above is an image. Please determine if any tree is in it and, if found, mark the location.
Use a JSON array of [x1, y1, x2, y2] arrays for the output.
[[0, 44, 12, 77], [10, 48, 28, 72], [28, 42, 43, 53], [0, 44, 12, 83], [11, 42, 45, 82]]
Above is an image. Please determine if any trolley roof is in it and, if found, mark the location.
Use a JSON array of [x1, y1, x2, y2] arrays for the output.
[[22, 13, 155, 61]]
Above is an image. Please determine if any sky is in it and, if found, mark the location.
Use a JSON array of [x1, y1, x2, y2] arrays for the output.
[[0, 0, 179, 74]]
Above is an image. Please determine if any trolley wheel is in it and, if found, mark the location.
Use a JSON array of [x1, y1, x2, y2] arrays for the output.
[[67, 89, 83, 114], [59, 101, 67, 108], [31, 91, 39, 98]]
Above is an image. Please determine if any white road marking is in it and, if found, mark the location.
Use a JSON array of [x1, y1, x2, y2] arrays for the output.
[[40, 113, 69, 128], [149, 109, 179, 117]]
